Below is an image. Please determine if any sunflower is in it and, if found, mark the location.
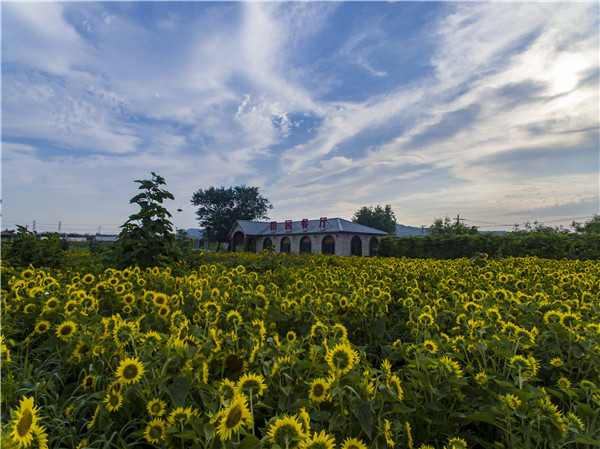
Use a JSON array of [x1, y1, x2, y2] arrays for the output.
[[81, 274, 95, 285], [9, 396, 40, 447], [42, 297, 60, 313], [147, 398, 167, 417], [341, 437, 368, 449], [447, 437, 468, 449], [33, 320, 51, 334], [144, 418, 167, 444], [383, 419, 394, 448], [286, 331, 297, 343], [219, 379, 237, 402], [325, 342, 359, 376], [56, 321, 77, 341], [103, 390, 123, 412], [423, 340, 438, 354], [153, 293, 168, 307], [31, 425, 49, 449], [21, 268, 35, 280], [157, 305, 171, 319], [550, 357, 564, 368], [500, 394, 521, 411], [116, 356, 145, 385], [298, 430, 336, 449], [309, 378, 329, 403], [88, 405, 100, 429], [167, 406, 195, 426], [267, 415, 308, 449], [236, 373, 267, 398], [417, 312, 434, 327], [475, 372, 488, 387], [226, 310, 243, 326], [113, 321, 137, 348], [557, 377, 571, 389], [216, 395, 253, 441], [82, 375, 95, 390]]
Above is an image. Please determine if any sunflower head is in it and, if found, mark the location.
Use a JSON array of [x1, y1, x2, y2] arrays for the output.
[[309, 378, 329, 403], [298, 430, 336, 449], [144, 418, 167, 444], [56, 321, 77, 341], [236, 373, 267, 398], [216, 395, 252, 441], [326, 342, 359, 376], [116, 356, 145, 385], [267, 415, 308, 449], [9, 396, 40, 447], [147, 398, 167, 417], [341, 437, 368, 449]]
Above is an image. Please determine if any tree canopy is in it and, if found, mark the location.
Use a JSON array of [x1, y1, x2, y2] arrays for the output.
[[429, 216, 479, 235], [190, 185, 272, 250], [352, 204, 397, 234], [572, 214, 600, 234]]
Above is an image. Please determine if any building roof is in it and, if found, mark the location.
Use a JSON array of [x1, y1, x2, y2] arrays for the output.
[[230, 218, 389, 237]]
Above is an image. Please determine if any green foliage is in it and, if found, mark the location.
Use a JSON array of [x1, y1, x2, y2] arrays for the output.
[[108, 172, 182, 268], [429, 216, 478, 235], [377, 232, 600, 260], [572, 214, 600, 235], [352, 204, 397, 234], [1, 225, 67, 268], [190, 185, 272, 250]]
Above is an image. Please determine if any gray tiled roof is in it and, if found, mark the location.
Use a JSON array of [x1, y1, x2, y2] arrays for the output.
[[231, 218, 388, 236]]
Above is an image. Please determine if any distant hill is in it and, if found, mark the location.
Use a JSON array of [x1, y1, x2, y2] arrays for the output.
[[395, 224, 428, 237], [184, 228, 204, 240]]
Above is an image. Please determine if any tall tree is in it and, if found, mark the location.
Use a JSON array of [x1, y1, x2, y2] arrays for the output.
[[352, 204, 397, 234], [190, 185, 272, 251], [429, 216, 478, 235]]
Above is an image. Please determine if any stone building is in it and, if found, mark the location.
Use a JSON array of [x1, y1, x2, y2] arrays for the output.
[[228, 217, 388, 257]]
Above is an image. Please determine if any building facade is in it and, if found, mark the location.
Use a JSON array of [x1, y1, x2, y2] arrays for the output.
[[228, 217, 388, 257]]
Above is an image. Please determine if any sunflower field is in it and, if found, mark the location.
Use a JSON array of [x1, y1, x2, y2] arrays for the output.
[[1, 252, 599, 449]]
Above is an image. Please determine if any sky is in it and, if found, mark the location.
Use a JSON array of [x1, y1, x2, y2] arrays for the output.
[[1, 1, 598, 235]]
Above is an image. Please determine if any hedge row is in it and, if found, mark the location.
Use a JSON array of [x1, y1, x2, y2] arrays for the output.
[[376, 233, 600, 260]]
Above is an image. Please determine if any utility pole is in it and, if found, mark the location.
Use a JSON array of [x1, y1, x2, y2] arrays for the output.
[[33, 220, 36, 232], [456, 215, 460, 225], [58, 221, 62, 233]]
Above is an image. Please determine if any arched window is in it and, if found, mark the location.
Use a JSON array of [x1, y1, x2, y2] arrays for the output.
[[232, 231, 245, 252], [280, 237, 291, 253], [263, 238, 273, 251], [350, 236, 362, 256], [369, 237, 379, 257], [322, 235, 335, 255], [300, 236, 312, 254]]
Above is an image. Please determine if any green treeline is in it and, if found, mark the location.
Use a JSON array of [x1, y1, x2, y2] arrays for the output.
[[376, 232, 600, 260]]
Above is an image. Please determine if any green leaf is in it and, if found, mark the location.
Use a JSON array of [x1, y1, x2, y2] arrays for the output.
[[371, 316, 386, 338], [168, 376, 191, 408], [239, 435, 261, 449], [350, 400, 373, 439]]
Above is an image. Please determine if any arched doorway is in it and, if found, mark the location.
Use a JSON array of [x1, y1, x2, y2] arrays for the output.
[[280, 237, 291, 253], [232, 231, 245, 252], [300, 236, 312, 254], [369, 237, 379, 257], [263, 238, 273, 251], [248, 238, 257, 253], [322, 235, 335, 255], [350, 236, 362, 256]]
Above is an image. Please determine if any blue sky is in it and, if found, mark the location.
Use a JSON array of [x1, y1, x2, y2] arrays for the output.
[[2, 1, 598, 234]]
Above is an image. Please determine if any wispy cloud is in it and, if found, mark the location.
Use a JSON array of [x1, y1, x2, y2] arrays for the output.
[[1, 2, 597, 232]]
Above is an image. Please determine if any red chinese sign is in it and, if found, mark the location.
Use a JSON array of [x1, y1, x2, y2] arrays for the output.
[[285, 220, 292, 231], [270, 221, 277, 231], [319, 217, 327, 228], [301, 218, 309, 230]]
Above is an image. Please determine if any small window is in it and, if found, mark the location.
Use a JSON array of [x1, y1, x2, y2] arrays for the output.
[[281, 237, 291, 253], [369, 237, 379, 257], [322, 235, 335, 255], [351, 236, 362, 256], [300, 236, 312, 254], [263, 238, 273, 251]]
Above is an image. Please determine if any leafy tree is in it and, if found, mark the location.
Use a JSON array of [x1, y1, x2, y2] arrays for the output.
[[190, 185, 272, 251], [109, 172, 180, 268], [429, 216, 478, 235], [352, 204, 397, 234], [572, 214, 600, 234]]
